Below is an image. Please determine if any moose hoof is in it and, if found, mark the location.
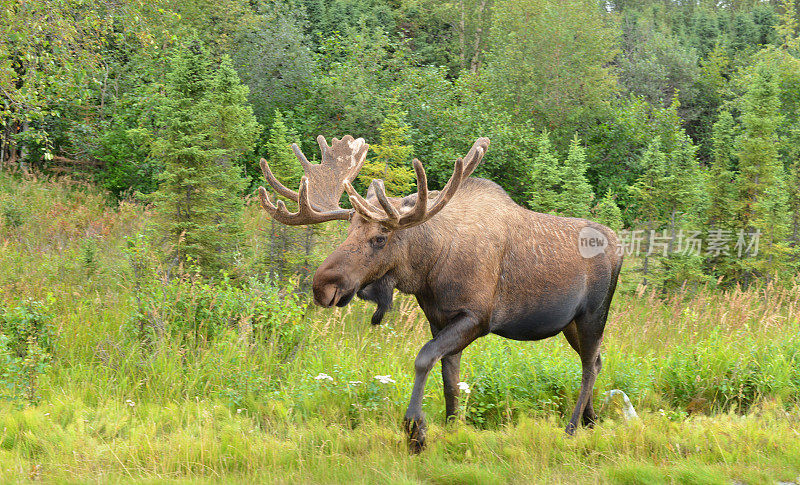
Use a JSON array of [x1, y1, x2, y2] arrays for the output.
[[403, 416, 427, 454], [582, 414, 598, 429], [564, 422, 577, 437]]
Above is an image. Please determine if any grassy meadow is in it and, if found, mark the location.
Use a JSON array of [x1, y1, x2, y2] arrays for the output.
[[1, 173, 800, 484]]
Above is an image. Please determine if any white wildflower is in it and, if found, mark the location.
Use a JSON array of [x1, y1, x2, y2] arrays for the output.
[[348, 380, 363, 385], [314, 373, 334, 381], [374, 375, 396, 384], [125, 399, 136, 407], [457, 381, 471, 394], [237, 408, 243, 414]]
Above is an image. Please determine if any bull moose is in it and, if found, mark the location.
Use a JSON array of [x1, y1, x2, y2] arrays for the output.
[[258, 135, 622, 452]]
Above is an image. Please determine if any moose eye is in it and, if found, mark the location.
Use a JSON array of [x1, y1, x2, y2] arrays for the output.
[[371, 235, 387, 249]]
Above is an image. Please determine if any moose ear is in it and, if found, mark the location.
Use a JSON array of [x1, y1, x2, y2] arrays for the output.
[[400, 193, 418, 209]]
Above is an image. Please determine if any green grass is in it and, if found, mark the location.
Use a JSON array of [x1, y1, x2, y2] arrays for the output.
[[1, 173, 799, 483]]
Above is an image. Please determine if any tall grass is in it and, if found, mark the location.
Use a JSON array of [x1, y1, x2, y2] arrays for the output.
[[1, 173, 799, 483]]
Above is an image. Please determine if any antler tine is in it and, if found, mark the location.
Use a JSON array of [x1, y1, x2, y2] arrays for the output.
[[344, 180, 386, 220], [461, 137, 491, 179], [424, 156, 465, 221], [347, 143, 370, 182], [290, 144, 313, 175], [317, 135, 329, 158], [395, 158, 429, 226], [371, 180, 401, 222], [343, 136, 487, 230], [260, 158, 299, 202], [259, 177, 352, 225]]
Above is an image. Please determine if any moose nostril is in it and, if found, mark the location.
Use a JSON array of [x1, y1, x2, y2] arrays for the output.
[[326, 287, 338, 307], [313, 284, 338, 308]]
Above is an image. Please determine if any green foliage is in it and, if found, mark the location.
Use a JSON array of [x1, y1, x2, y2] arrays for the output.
[[0, 299, 54, 405], [262, 110, 302, 190], [526, 132, 594, 218], [629, 136, 670, 227], [619, 18, 699, 112], [5, 0, 800, 292], [358, 103, 416, 196], [149, 37, 259, 274], [526, 131, 562, 213], [594, 189, 623, 232], [736, 60, 791, 278], [704, 110, 740, 281], [486, 0, 619, 132], [231, 2, 315, 122], [558, 135, 594, 218], [130, 268, 305, 353]]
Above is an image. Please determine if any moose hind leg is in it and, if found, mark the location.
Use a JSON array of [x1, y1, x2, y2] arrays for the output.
[[404, 314, 481, 453], [562, 322, 600, 427], [565, 315, 605, 436]]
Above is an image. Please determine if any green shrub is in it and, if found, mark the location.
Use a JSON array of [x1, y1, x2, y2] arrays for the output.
[[1, 199, 26, 228], [130, 268, 306, 355], [0, 299, 54, 405]]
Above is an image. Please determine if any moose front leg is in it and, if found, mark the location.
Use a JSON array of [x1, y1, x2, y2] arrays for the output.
[[404, 314, 481, 453], [442, 352, 462, 422]]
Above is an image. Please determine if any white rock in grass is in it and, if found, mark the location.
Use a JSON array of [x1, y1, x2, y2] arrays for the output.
[[602, 389, 638, 420]]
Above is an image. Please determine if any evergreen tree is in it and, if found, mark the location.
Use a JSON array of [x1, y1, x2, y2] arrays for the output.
[[556, 134, 594, 218], [150, 38, 260, 274], [594, 189, 623, 232], [704, 110, 741, 282], [264, 110, 302, 188], [629, 137, 672, 284], [359, 103, 416, 196], [706, 110, 739, 229], [526, 130, 562, 213], [262, 110, 308, 283], [629, 137, 671, 228], [664, 133, 706, 228], [736, 61, 790, 278]]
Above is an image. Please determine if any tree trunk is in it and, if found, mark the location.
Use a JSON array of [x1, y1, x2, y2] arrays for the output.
[[458, 0, 467, 70], [269, 218, 277, 283], [470, 0, 488, 73]]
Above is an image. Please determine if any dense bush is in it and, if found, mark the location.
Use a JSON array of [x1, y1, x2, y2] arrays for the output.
[[0, 298, 54, 405], [130, 268, 306, 354]]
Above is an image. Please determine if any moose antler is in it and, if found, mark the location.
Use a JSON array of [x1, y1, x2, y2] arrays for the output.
[[343, 137, 490, 230], [258, 135, 369, 225]]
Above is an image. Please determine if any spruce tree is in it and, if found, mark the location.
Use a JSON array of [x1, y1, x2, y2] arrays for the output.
[[707, 110, 738, 228], [262, 110, 305, 282], [704, 110, 740, 281], [150, 38, 260, 274], [526, 130, 562, 213], [629, 137, 671, 228], [358, 103, 416, 196], [629, 137, 672, 284], [264, 110, 302, 189], [556, 134, 594, 218], [594, 189, 623, 232], [736, 61, 790, 278]]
